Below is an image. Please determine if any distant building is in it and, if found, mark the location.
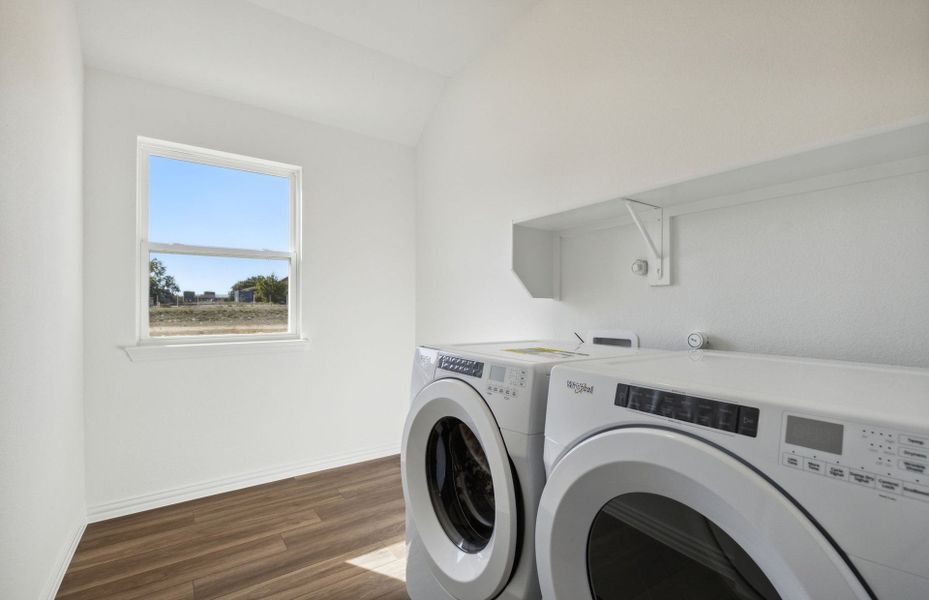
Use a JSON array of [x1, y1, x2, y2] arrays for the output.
[[229, 278, 290, 303], [183, 291, 196, 303], [234, 288, 255, 303]]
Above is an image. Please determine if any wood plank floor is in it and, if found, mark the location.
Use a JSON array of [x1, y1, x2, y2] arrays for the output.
[[58, 456, 409, 600]]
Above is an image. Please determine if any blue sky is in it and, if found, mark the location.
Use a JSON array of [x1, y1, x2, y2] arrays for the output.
[[149, 156, 290, 295]]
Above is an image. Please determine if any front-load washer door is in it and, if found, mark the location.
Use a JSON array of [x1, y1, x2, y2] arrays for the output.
[[536, 427, 875, 600], [402, 378, 518, 600]]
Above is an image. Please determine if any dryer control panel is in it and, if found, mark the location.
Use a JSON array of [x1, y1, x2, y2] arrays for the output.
[[780, 413, 929, 505], [614, 384, 760, 438]]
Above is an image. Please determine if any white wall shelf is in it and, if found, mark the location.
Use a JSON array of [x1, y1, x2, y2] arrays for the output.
[[511, 119, 929, 299]]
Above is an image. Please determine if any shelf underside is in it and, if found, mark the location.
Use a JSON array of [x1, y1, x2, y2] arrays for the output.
[[512, 119, 929, 298], [517, 120, 929, 234]]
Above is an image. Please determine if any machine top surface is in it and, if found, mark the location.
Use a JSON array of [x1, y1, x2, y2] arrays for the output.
[[425, 339, 660, 366], [553, 350, 929, 431]]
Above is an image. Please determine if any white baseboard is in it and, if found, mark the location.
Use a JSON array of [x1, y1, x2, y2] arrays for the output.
[[86, 442, 401, 523], [42, 517, 86, 600]]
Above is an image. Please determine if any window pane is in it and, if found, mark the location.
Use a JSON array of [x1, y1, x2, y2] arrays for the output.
[[149, 156, 290, 251], [148, 252, 289, 337]]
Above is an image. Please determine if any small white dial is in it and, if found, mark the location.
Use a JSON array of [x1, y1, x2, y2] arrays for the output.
[[687, 331, 708, 349]]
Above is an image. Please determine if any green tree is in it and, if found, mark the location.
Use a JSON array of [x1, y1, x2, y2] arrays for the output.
[[255, 273, 287, 304], [229, 275, 261, 300], [149, 258, 180, 305], [229, 273, 288, 303]]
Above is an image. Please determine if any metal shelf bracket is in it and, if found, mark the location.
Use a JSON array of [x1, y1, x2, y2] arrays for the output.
[[624, 199, 671, 286]]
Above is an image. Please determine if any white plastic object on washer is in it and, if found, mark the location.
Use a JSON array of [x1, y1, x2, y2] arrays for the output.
[[587, 329, 639, 348], [687, 331, 708, 349]]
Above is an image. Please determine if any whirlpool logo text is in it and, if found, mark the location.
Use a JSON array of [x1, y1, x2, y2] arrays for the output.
[[566, 380, 594, 394]]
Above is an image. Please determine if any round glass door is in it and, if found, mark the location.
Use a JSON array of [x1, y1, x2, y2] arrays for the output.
[[588, 493, 780, 600], [401, 378, 518, 600], [535, 427, 874, 600], [426, 416, 495, 553]]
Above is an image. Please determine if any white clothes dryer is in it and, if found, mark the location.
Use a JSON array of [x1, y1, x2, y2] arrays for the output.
[[402, 339, 662, 600], [537, 351, 929, 600]]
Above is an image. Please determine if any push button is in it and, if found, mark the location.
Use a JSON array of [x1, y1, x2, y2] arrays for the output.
[[627, 388, 646, 411], [673, 396, 696, 423], [614, 384, 629, 407], [877, 477, 903, 495], [899, 459, 927, 475], [695, 398, 716, 427], [899, 447, 929, 461], [900, 434, 928, 448], [737, 406, 760, 438], [902, 482, 929, 503], [659, 393, 682, 418], [782, 453, 802, 469], [640, 389, 661, 413], [849, 469, 876, 488], [803, 458, 825, 475], [714, 404, 739, 432], [825, 465, 848, 481]]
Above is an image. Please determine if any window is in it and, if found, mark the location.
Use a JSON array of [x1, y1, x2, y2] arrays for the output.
[[137, 138, 301, 343]]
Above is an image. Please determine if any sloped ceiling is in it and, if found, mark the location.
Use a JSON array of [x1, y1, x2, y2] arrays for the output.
[[244, 0, 539, 76], [76, 0, 539, 145]]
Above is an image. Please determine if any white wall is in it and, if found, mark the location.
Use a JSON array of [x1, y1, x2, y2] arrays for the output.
[[0, 0, 86, 597], [417, 0, 929, 367], [83, 69, 416, 514], [556, 172, 929, 364]]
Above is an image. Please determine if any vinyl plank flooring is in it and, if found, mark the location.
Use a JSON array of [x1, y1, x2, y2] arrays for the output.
[[57, 455, 409, 600], [69, 507, 321, 572], [205, 540, 406, 600], [195, 505, 406, 599], [79, 509, 197, 544], [131, 582, 195, 600]]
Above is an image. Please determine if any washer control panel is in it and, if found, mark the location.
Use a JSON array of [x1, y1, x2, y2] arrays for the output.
[[780, 413, 929, 504], [485, 364, 527, 400], [438, 355, 527, 401]]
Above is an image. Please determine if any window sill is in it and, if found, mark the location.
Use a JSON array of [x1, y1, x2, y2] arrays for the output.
[[124, 338, 310, 362]]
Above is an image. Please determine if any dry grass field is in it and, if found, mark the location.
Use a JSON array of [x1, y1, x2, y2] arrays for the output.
[[150, 303, 288, 336]]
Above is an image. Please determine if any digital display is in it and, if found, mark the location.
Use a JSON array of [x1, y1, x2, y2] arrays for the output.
[[489, 365, 507, 382], [785, 415, 844, 455]]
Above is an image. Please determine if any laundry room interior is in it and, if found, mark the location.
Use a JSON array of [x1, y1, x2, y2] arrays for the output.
[[2, 1, 928, 599]]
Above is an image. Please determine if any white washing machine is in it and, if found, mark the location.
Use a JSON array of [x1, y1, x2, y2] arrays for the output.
[[536, 351, 929, 600], [402, 339, 662, 600]]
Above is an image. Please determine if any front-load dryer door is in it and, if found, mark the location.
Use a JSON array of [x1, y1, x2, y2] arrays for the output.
[[402, 379, 518, 600], [536, 427, 875, 600]]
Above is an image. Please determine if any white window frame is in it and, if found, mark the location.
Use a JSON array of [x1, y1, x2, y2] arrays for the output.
[[136, 137, 302, 346]]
